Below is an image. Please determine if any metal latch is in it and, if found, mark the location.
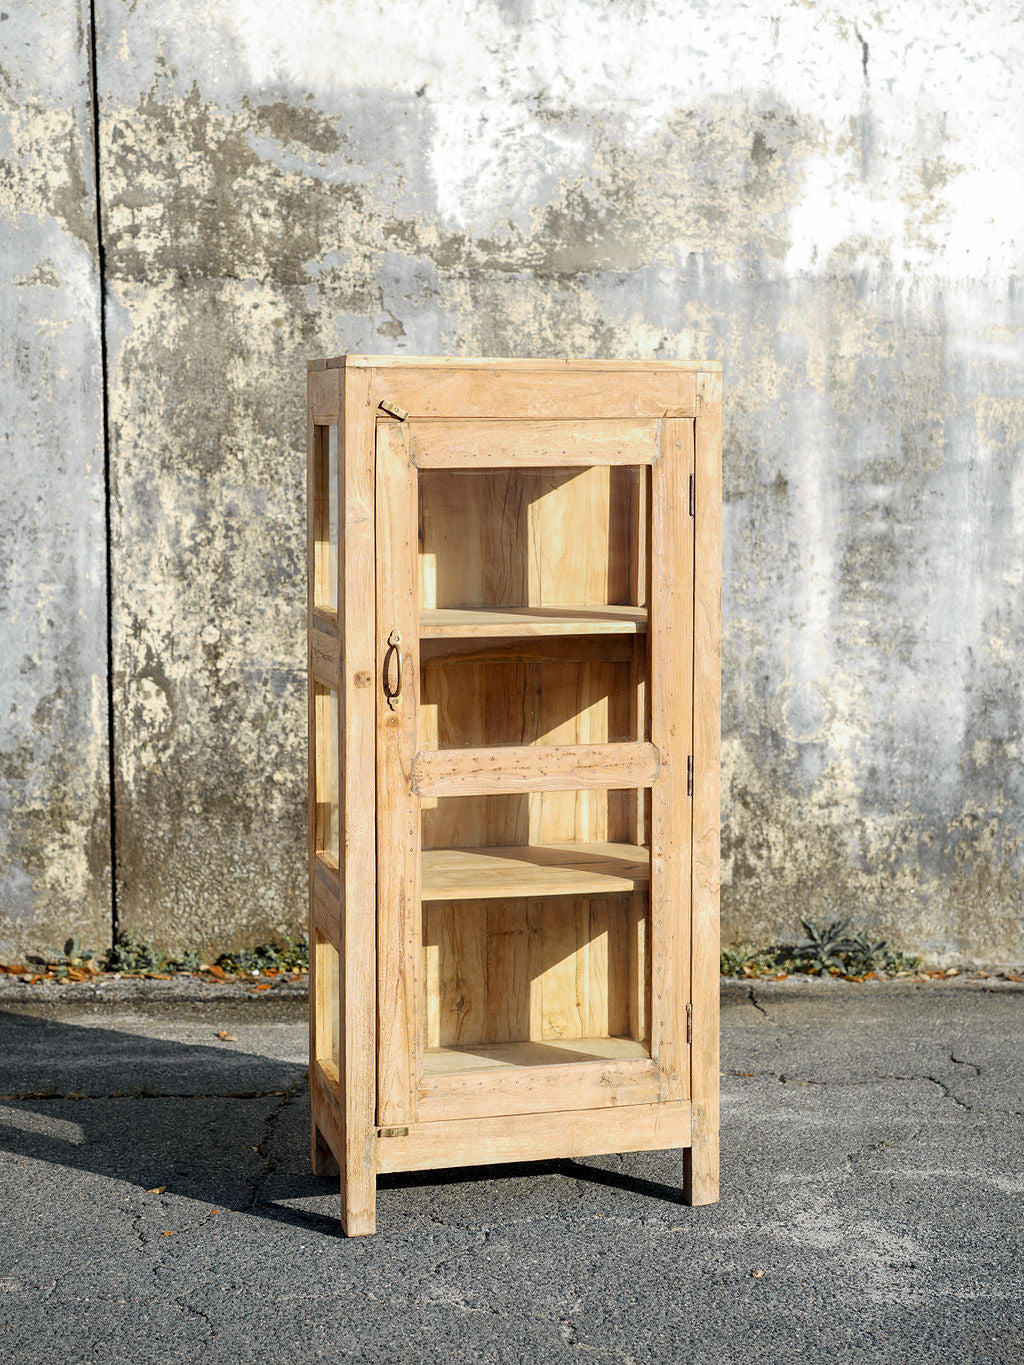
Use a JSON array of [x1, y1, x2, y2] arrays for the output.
[[378, 1126, 409, 1138], [379, 400, 408, 421], [686, 1002, 693, 1045]]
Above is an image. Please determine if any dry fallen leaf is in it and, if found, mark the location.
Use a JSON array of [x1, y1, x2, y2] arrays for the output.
[[751, 1268, 764, 1279], [216, 1030, 238, 1042], [252, 983, 272, 991], [147, 1185, 166, 1194], [161, 1230, 175, 1237], [206, 964, 227, 981]]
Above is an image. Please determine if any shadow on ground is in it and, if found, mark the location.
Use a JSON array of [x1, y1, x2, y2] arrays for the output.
[[0, 1009, 689, 1237]]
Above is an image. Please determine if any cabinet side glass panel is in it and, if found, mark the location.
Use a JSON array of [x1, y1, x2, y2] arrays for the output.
[[312, 424, 339, 613], [314, 930, 340, 1093], [313, 684, 339, 867]]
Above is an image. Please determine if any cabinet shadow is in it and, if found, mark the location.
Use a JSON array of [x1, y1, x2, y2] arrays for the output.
[[0, 1008, 687, 1233]]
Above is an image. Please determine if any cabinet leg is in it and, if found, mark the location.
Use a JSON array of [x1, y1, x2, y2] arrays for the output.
[[339, 1164, 376, 1237], [683, 1107, 720, 1206]]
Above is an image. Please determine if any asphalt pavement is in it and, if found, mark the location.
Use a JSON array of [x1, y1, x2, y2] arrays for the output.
[[1, 977, 1021, 1364]]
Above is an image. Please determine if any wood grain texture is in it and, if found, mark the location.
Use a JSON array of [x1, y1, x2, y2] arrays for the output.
[[373, 368, 698, 419], [421, 841, 648, 901], [418, 466, 635, 611], [314, 932, 340, 1093], [423, 894, 637, 1052], [409, 418, 660, 467], [422, 1034, 648, 1074], [336, 364, 378, 1235], [649, 418, 695, 1102], [420, 634, 636, 665], [375, 1101, 692, 1174], [419, 605, 647, 637], [312, 875, 340, 951], [375, 421, 422, 1129], [684, 372, 722, 1206], [412, 742, 660, 797], [418, 1051, 657, 1121], [309, 366, 341, 423], [310, 629, 340, 680]]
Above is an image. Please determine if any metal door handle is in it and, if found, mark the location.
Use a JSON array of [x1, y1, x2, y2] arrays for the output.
[[383, 629, 402, 710]]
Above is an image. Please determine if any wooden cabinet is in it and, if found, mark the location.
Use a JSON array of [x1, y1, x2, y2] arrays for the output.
[[306, 356, 721, 1236]]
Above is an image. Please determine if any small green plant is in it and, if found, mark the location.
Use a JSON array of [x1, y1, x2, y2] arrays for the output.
[[844, 929, 889, 975], [792, 917, 855, 974], [720, 942, 753, 976], [215, 937, 309, 975], [883, 948, 922, 974], [167, 948, 203, 973], [719, 919, 923, 980], [104, 929, 167, 974]]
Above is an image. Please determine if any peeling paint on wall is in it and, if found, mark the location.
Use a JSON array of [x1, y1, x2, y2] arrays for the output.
[[3, 1, 1022, 961]]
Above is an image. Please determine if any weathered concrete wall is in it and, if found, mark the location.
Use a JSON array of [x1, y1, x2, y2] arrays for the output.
[[0, 2, 111, 957], [3, 1, 1023, 963]]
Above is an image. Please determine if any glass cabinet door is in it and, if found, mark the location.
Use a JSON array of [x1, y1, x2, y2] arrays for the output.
[[375, 416, 694, 1128]]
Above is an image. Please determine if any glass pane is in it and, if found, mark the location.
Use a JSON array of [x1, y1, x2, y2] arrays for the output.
[[313, 424, 339, 612], [314, 685, 339, 864], [417, 464, 648, 751], [314, 932, 340, 1090], [419, 465, 644, 612], [420, 789, 650, 1072]]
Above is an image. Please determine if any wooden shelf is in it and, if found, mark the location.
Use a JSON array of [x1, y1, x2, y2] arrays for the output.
[[421, 841, 648, 902], [423, 1036, 649, 1075], [419, 605, 647, 638]]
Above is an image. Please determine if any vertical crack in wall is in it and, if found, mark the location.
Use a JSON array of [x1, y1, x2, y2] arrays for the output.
[[86, 0, 117, 946]]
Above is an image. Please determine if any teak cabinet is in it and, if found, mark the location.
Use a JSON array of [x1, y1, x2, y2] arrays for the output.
[[306, 356, 721, 1236]]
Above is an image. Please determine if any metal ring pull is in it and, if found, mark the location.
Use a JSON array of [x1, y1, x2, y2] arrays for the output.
[[383, 628, 403, 710]]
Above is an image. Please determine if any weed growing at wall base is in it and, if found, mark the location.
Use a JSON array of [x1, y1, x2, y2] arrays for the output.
[[3, 932, 309, 984], [722, 918, 923, 981]]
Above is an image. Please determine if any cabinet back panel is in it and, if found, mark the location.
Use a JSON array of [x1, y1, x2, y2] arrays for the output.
[[421, 790, 641, 849], [418, 466, 642, 609], [422, 894, 643, 1048], [419, 655, 638, 747]]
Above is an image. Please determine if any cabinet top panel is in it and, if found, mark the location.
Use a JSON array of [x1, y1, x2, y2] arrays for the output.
[[308, 355, 721, 372]]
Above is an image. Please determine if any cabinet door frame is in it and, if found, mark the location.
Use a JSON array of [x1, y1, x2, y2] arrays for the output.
[[375, 419, 423, 1128], [373, 400, 695, 1124]]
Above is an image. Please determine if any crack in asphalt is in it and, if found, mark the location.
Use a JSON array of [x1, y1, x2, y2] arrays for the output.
[[925, 1075, 972, 1111], [249, 1083, 301, 1209], [948, 1050, 982, 1076], [746, 987, 773, 1022], [737, 1070, 977, 1112], [178, 1297, 217, 1339]]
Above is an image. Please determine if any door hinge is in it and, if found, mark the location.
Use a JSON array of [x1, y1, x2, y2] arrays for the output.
[[687, 754, 693, 796], [686, 1001, 693, 1045], [378, 399, 408, 421], [688, 473, 695, 517], [377, 1125, 409, 1138]]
